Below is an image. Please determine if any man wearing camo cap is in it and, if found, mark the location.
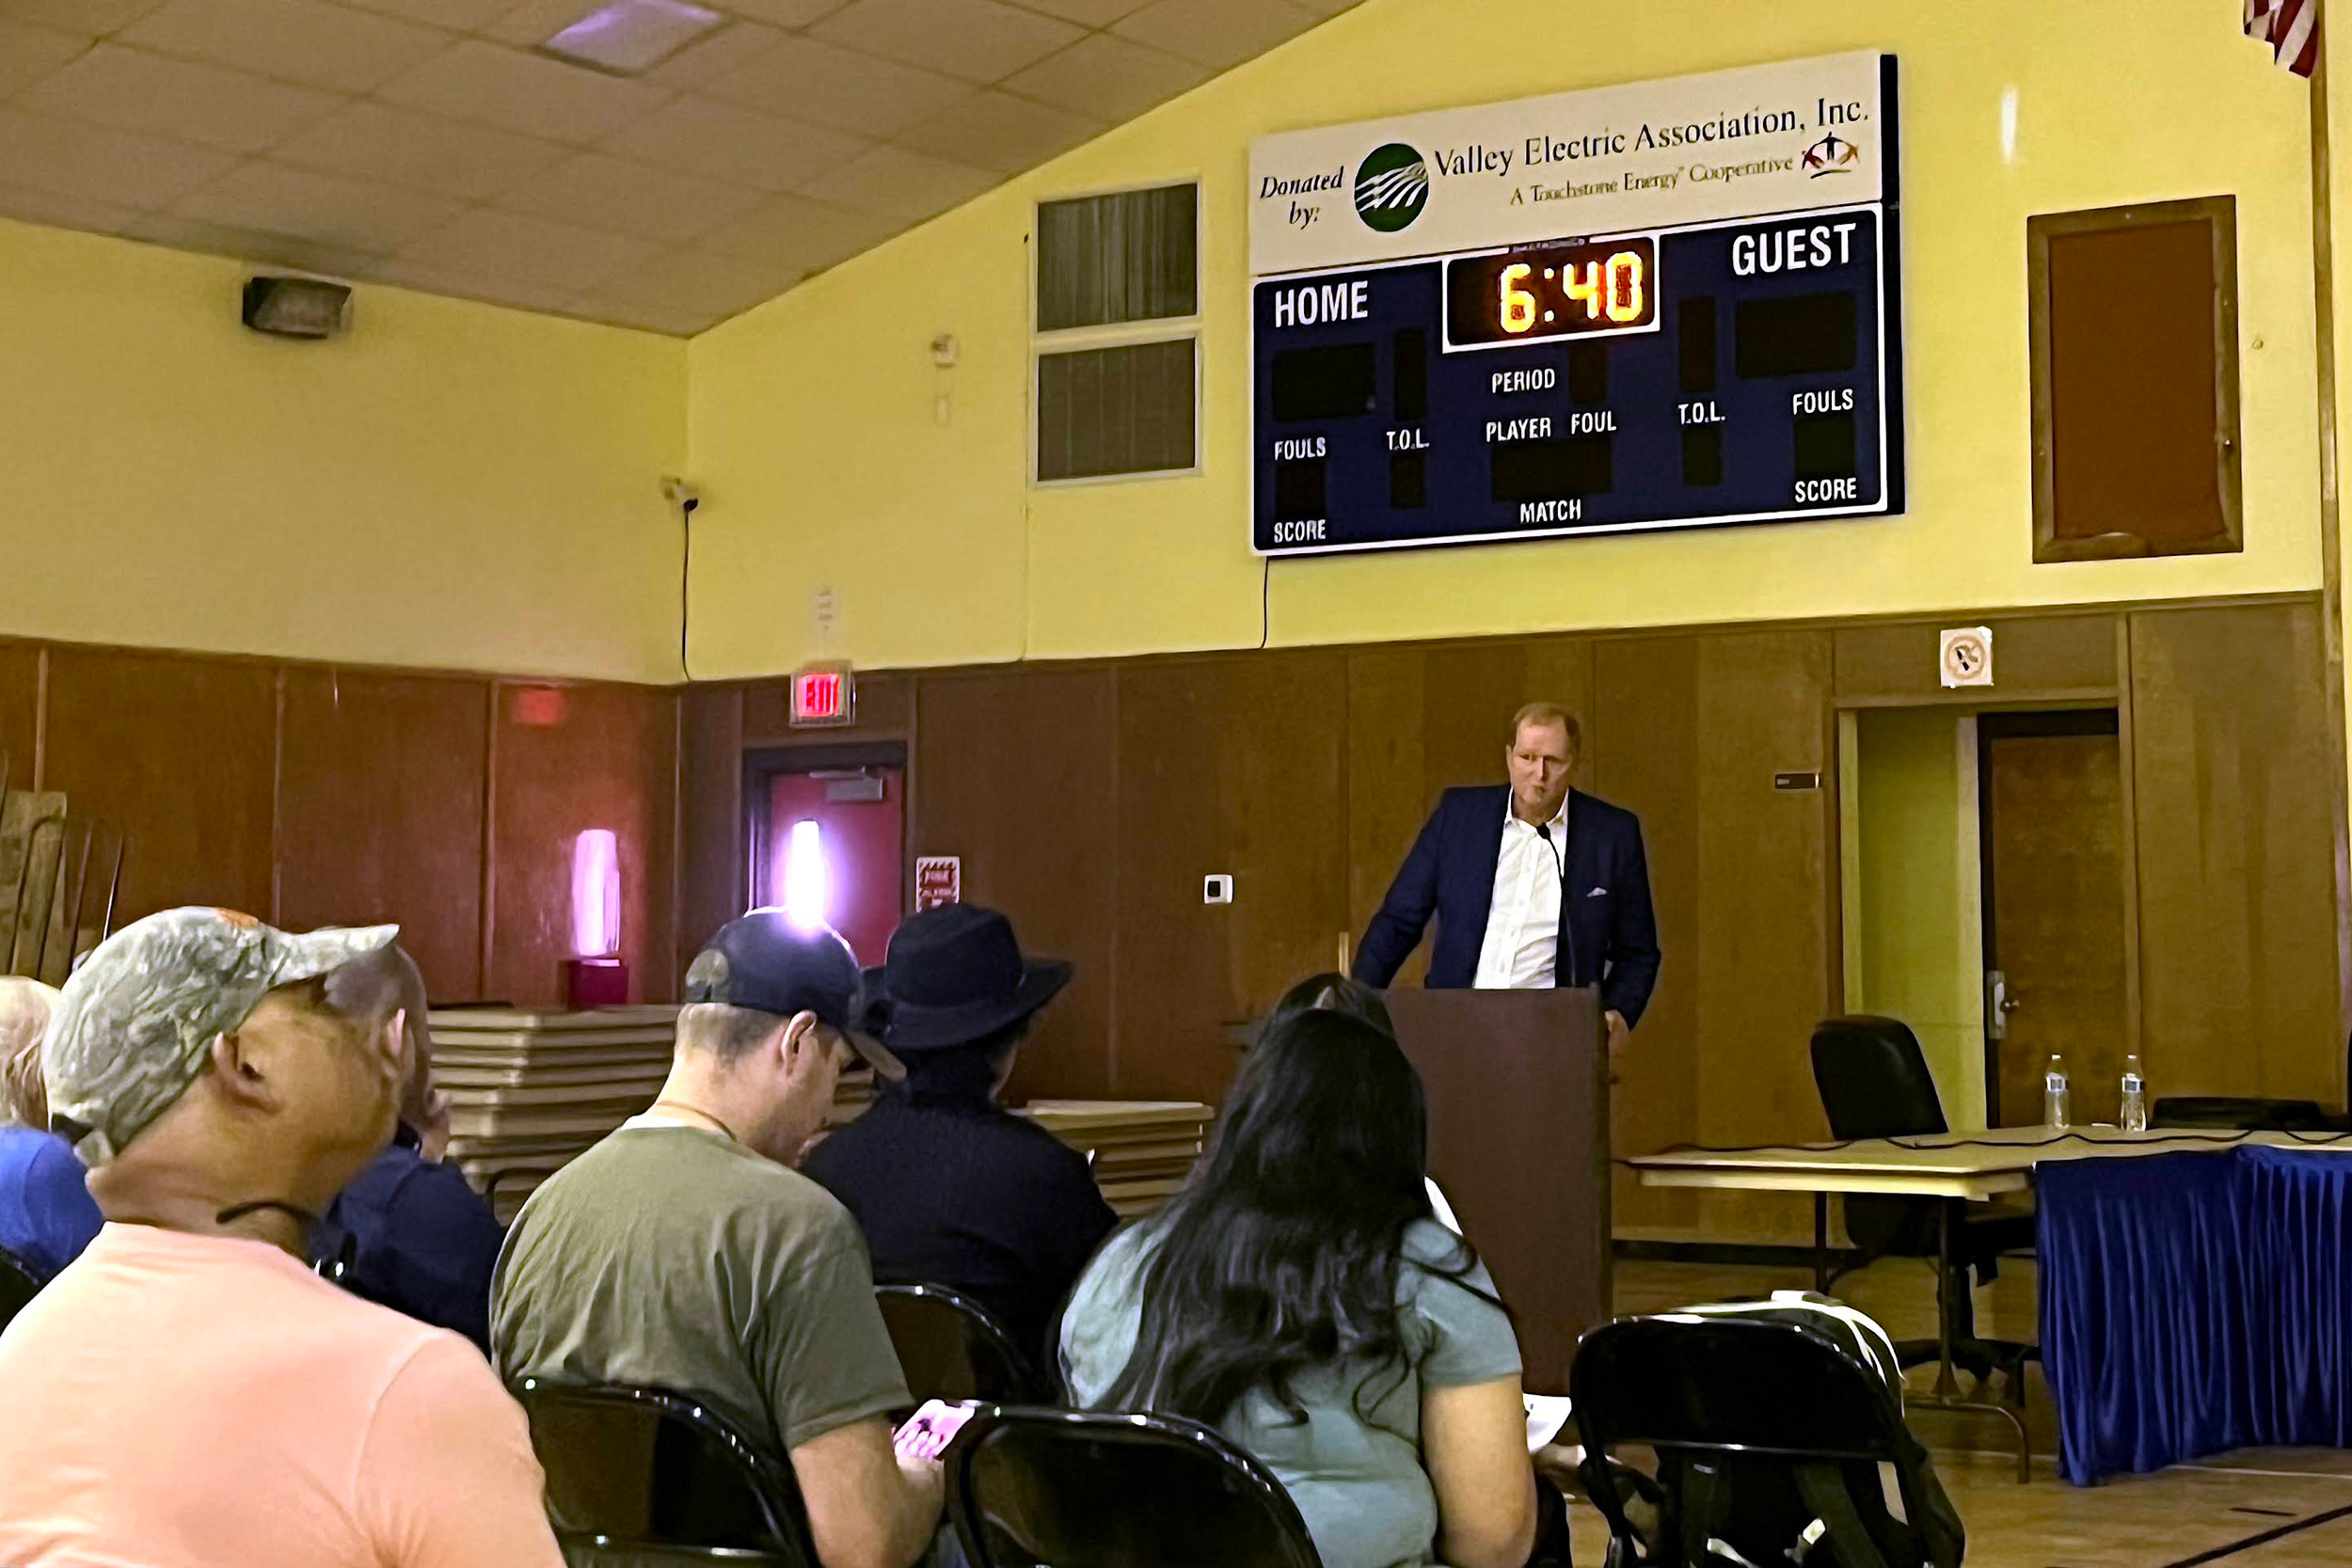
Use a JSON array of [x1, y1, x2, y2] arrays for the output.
[[0, 907, 562, 1568]]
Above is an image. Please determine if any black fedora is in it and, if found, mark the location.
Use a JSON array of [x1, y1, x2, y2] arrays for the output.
[[859, 903, 1071, 1052]]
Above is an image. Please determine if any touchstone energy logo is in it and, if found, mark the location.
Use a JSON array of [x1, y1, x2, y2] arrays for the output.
[[1802, 130, 1862, 177], [1353, 142, 1430, 231]]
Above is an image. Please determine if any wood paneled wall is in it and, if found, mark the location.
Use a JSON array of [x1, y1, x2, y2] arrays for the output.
[[2, 640, 679, 1010], [2129, 603, 2340, 1101], [682, 594, 2344, 1245]]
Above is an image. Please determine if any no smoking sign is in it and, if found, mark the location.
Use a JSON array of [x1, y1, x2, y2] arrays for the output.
[[1939, 626, 1994, 689]]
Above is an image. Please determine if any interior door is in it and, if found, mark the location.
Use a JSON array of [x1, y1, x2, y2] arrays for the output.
[[760, 768, 906, 967], [1979, 710, 2130, 1125]]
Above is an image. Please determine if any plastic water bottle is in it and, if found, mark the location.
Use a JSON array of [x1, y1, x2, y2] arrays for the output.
[[2044, 1054, 2072, 1130], [2120, 1053, 2148, 1133]]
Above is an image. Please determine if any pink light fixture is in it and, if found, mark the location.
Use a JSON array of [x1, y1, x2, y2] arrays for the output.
[[564, 829, 628, 1008]]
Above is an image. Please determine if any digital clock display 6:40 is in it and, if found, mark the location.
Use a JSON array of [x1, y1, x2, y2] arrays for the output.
[[1442, 235, 1661, 350]]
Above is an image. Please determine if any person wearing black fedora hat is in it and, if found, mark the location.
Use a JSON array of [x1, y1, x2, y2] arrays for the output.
[[803, 904, 1115, 1368], [493, 911, 943, 1568]]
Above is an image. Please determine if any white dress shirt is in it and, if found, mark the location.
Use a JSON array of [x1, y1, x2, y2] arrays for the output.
[[1472, 796, 1568, 990]]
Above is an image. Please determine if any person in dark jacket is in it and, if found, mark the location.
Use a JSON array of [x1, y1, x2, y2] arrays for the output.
[[311, 943, 503, 1350], [803, 904, 1114, 1368]]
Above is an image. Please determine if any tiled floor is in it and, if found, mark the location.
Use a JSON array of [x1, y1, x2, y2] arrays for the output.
[[1568, 1258, 2352, 1568]]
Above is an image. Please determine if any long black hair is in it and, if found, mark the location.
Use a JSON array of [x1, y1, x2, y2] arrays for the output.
[[1102, 1007, 1493, 1427]]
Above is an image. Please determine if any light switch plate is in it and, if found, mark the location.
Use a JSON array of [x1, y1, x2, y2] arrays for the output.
[[1203, 874, 1234, 905]]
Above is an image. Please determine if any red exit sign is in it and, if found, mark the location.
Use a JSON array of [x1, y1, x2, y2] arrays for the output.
[[789, 664, 855, 728]]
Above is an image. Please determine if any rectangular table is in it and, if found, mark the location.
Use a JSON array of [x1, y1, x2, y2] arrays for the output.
[[1627, 1128, 2352, 1481]]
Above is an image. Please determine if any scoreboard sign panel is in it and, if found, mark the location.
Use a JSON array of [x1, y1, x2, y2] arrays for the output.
[[1248, 52, 1902, 556]]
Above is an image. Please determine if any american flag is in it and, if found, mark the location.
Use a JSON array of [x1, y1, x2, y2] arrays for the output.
[[2247, 0, 2320, 77]]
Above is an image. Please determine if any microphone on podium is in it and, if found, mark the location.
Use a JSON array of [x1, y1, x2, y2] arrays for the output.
[[1534, 821, 1577, 985], [1534, 821, 1565, 880]]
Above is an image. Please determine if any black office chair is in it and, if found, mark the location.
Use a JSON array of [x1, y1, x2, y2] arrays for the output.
[[2152, 1032, 2345, 1131], [1574, 1314, 1963, 1568], [0, 1244, 42, 1331], [1809, 1016, 2036, 1384], [511, 1380, 817, 1566], [875, 1282, 1052, 1407], [946, 1404, 1324, 1568]]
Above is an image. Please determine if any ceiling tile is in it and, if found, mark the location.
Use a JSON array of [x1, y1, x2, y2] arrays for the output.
[[0, 182, 143, 237], [122, 0, 449, 94], [893, 87, 1099, 173], [1110, 0, 1317, 70], [1000, 32, 1205, 122], [398, 205, 664, 291], [331, 0, 533, 24], [120, 212, 383, 277], [705, 35, 965, 137], [601, 96, 867, 192], [375, 39, 670, 143], [0, 108, 236, 209], [170, 161, 466, 252], [697, 190, 899, 266], [275, 102, 570, 201], [703, 0, 846, 24], [0, 0, 167, 31], [1001, 0, 1145, 21], [645, 16, 782, 87], [495, 150, 766, 242], [360, 256, 587, 314], [0, 21, 91, 99], [587, 242, 803, 315], [795, 143, 993, 220], [16, 45, 341, 155], [811, 0, 1079, 85], [479, 0, 610, 42]]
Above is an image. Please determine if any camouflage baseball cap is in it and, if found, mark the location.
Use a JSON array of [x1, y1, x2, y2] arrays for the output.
[[43, 907, 399, 1165]]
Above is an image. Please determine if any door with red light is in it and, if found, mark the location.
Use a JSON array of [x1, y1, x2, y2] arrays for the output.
[[756, 767, 906, 968]]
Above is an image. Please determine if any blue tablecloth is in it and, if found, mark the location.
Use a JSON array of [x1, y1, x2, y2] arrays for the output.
[[2039, 1146, 2352, 1483]]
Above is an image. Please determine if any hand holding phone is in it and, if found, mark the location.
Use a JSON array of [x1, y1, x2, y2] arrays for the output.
[[892, 1399, 979, 1464]]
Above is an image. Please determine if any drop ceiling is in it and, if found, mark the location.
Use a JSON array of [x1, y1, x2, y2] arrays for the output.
[[0, 0, 1360, 335]]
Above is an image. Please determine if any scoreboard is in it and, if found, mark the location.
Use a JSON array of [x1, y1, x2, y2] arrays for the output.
[[1249, 52, 1902, 557]]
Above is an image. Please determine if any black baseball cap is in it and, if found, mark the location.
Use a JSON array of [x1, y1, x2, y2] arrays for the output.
[[684, 910, 902, 1078]]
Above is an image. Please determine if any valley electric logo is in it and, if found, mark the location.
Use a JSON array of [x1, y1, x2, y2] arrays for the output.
[[1353, 142, 1430, 232]]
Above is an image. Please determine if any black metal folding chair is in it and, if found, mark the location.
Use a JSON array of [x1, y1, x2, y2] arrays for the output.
[[946, 1404, 1323, 1568], [511, 1380, 817, 1567]]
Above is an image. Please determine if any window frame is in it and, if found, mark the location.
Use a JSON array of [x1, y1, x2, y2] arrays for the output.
[[1028, 178, 1205, 489], [2026, 195, 2243, 562]]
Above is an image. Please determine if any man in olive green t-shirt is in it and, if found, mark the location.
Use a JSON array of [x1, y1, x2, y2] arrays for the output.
[[493, 912, 937, 1568]]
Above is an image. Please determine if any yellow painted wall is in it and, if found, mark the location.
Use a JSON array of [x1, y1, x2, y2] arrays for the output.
[[688, 0, 2324, 678], [1851, 707, 1986, 1128], [0, 219, 687, 683]]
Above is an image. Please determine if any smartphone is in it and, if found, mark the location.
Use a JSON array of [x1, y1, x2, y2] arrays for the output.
[[892, 1399, 980, 1463]]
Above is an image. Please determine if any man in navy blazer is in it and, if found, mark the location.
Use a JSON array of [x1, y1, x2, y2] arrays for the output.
[[1354, 702, 1661, 1053]]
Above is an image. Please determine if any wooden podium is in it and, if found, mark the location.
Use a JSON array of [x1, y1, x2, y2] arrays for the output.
[[1381, 987, 1611, 1394]]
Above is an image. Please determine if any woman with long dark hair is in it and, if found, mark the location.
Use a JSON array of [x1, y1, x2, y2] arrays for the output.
[[1059, 1008, 1537, 1568]]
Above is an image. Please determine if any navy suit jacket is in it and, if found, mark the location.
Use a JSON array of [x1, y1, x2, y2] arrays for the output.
[[1353, 784, 1662, 1025]]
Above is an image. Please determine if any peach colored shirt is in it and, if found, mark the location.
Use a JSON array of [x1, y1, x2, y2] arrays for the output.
[[0, 1222, 563, 1568]]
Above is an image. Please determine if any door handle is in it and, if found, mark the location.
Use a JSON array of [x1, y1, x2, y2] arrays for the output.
[[1987, 971, 2013, 1040]]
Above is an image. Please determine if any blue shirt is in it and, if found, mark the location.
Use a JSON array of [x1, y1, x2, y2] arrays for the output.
[[316, 1138, 504, 1352], [0, 1126, 103, 1282], [1062, 1219, 1523, 1568]]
